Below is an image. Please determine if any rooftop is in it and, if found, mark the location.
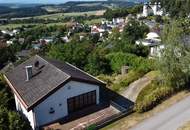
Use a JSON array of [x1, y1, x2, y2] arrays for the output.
[[5, 55, 105, 111]]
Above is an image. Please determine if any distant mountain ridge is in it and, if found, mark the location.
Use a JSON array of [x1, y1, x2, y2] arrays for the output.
[[0, 1, 139, 18]]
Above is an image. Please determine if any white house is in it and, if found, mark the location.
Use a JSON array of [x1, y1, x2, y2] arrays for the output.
[[4, 55, 105, 130], [136, 32, 164, 57], [142, 2, 164, 17]]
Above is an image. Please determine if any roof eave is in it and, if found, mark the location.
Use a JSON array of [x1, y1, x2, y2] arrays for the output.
[[3, 74, 29, 111], [27, 77, 71, 111]]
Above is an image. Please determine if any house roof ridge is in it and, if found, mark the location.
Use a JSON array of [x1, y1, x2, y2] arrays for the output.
[[65, 62, 106, 85], [36, 55, 71, 78]]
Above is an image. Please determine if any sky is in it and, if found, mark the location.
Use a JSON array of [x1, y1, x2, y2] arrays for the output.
[[0, 0, 107, 4]]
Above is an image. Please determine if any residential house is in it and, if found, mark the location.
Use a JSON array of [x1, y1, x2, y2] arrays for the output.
[[4, 55, 105, 129], [143, 2, 164, 17], [136, 32, 164, 57], [39, 37, 53, 45], [91, 25, 106, 37], [1, 29, 19, 36]]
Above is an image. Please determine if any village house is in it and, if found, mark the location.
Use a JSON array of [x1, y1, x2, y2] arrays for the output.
[[137, 2, 164, 18], [143, 2, 163, 17], [4, 55, 106, 129], [39, 37, 54, 45], [1, 29, 19, 36], [136, 32, 164, 57]]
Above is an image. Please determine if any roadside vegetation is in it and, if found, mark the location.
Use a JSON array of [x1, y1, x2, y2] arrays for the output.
[[134, 20, 190, 113], [178, 121, 190, 130], [0, 74, 31, 130]]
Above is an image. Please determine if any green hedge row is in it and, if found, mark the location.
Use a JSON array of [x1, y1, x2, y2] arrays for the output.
[[111, 70, 145, 92], [135, 81, 175, 113]]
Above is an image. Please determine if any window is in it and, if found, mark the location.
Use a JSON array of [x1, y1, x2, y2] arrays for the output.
[[49, 107, 55, 114]]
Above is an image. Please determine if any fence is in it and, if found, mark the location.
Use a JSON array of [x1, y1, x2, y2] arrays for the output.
[[93, 104, 134, 130]]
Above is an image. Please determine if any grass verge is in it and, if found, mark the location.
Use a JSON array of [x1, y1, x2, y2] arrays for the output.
[[101, 90, 190, 130]]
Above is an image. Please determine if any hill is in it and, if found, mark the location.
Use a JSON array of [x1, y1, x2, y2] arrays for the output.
[[0, 1, 137, 18]]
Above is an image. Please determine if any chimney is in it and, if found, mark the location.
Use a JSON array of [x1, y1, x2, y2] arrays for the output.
[[25, 65, 33, 81]]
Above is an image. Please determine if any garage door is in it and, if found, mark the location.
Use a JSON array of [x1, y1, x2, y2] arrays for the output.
[[67, 90, 96, 113]]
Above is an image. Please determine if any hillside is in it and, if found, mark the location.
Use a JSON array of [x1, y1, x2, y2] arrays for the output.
[[0, 1, 137, 18]]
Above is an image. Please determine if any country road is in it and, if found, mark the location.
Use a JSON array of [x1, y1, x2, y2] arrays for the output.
[[130, 95, 190, 130]]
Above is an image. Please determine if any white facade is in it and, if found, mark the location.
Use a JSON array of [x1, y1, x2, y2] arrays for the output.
[[142, 2, 163, 17], [14, 94, 35, 129], [136, 32, 164, 57], [150, 44, 164, 57], [14, 80, 100, 129]]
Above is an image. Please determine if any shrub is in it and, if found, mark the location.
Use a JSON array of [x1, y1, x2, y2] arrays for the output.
[[106, 52, 155, 74], [135, 80, 174, 113], [111, 83, 121, 92], [87, 124, 96, 130], [8, 111, 31, 130], [0, 107, 9, 130], [111, 70, 144, 92], [119, 70, 144, 88], [97, 74, 114, 87]]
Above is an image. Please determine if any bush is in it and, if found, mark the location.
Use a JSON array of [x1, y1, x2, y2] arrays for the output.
[[0, 107, 9, 130], [8, 111, 31, 130], [106, 52, 155, 74], [111, 70, 145, 92], [120, 70, 144, 88], [97, 74, 114, 87], [0, 75, 31, 130], [87, 124, 96, 130], [135, 80, 174, 113]]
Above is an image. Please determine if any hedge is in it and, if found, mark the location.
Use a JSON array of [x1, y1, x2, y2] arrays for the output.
[[135, 80, 175, 113], [111, 70, 145, 92]]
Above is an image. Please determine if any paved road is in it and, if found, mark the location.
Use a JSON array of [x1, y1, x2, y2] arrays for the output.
[[130, 96, 190, 130], [121, 75, 152, 102]]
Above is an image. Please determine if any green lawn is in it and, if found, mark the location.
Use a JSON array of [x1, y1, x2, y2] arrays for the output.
[[0, 10, 105, 29], [35, 10, 105, 20], [85, 18, 104, 24]]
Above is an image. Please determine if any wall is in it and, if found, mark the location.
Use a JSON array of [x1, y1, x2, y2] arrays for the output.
[[34, 81, 99, 127], [14, 94, 35, 129], [150, 44, 165, 57]]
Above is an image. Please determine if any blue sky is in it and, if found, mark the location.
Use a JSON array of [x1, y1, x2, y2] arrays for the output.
[[0, 0, 106, 4]]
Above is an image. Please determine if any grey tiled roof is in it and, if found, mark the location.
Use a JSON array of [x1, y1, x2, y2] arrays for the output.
[[5, 55, 105, 111]]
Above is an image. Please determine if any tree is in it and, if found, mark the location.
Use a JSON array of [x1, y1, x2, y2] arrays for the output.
[[104, 8, 129, 20], [158, 21, 190, 88], [8, 112, 31, 130], [151, 0, 190, 18], [84, 48, 111, 75], [0, 108, 9, 130], [155, 15, 163, 23], [122, 19, 149, 43], [48, 38, 94, 68], [0, 47, 16, 69], [0, 75, 15, 110]]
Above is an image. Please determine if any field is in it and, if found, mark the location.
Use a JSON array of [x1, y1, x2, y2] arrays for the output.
[[34, 10, 105, 20], [0, 10, 106, 29], [0, 22, 69, 30], [85, 18, 104, 24], [0, 23, 36, 30]]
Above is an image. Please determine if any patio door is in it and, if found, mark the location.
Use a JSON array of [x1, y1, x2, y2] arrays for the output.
[[67, 90, 96, 113]]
